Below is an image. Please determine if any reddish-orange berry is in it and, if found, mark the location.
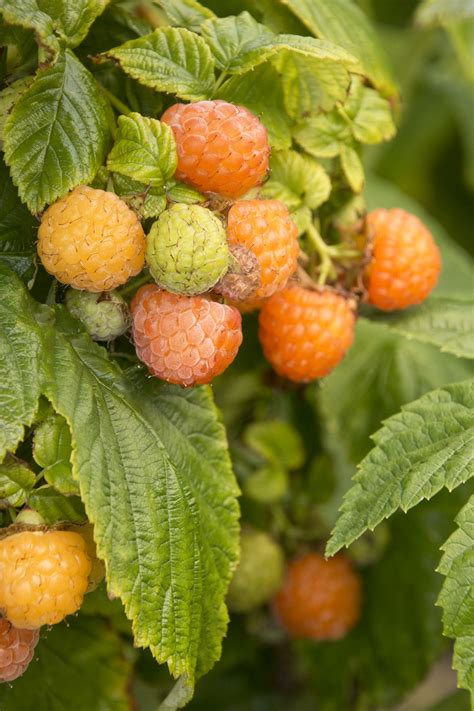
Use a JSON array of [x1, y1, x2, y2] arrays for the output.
[[0, 619, 39, 682], [366, 208, 441, 311], [38, 186, 146, 292], [131, 285, 242, 386], [273, 552, 362, 640], [258, 285, 355, 382], [227, 200, 299, 299], [161, 100, 269, 197]]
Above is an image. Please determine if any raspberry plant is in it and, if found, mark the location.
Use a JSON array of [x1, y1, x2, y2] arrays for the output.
[[0, 0, 472, 709]]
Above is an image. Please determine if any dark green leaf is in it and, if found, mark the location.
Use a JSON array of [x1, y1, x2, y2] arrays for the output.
[[0, 156, 36, 280], [3, 49, 112, 213]]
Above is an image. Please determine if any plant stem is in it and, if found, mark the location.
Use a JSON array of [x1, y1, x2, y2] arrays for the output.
[[100, 86, 132, 116], [306, 224, 334, 285], [119, 273, 152, 298], [213, 71, 229, 95]]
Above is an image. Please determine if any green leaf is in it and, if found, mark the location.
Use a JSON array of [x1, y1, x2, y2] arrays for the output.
[[29, 485, 86, 524], [0, 616, 131, 711], [274, 49, 351, 117], [437, 495, 474, 693], [216, 64, 291, 150], [303, 489, 467, 709], [111, 173, 167, 219], [103, 27, 216, 101], [155, 0, 216, 32], [0, 76, 33, 140], [0, 264, 43, 460], [243, 420, 305, 469], [294, 112, 352, 157], [0, 156, 37, 280], [262, 149, 331, 209], [0, 456, 35, 507], [316, 319, 473, 527], [166, 182, 205, 205], [33, 413, 79, 495], [416, 0, 474, 26], [201, 12, 274, 72], [0, 0, 110, 63], [374, 297, 474, 360], [201, 13, 357, 75], [345, 77, 396, 144], [277, 0, 398, 98], [3, 49, 112, 213], [243, 463, 289, 503], [340, 145, 364, 192], [365, 174, 474, 298], [107, 112, 177, 189], [327, 380, 474, 556], [40, 316, 239, 681]]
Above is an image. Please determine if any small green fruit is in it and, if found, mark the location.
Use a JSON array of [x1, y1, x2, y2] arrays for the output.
[[227, 528, 285, 613], [146, 203, 229, 295], [65, 289, 130, 341]]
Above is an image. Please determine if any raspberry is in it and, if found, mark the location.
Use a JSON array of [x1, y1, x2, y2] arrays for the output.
[[226, 200, 299, 299], [146, 204, 229, 295], [0, 619, 39, 682], [65, 289, 130, 341], [38, 186, 146, 292], [227, 528, 285, 613], [366, 208, 441, 311], [214, 243, 261, 302], [0, 530, 92, 629], [131, 285, 242, 386], [259, 285, 355, 382], [273, 552, 362, 640], [161, 100, 269, 197]]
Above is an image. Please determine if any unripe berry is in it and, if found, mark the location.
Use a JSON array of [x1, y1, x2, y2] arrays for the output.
[[227, 200, 299, 299], [65, 289, 130, 341], [259, 285, 355, 382], [131, 285, 242, 386], [366, 208, 441, 311], [161, 100, 269, 197], [0, 530, 92, 629], [38, 186, 146, 292], [273, 552, 362, 640], [227, 529, 285, 613], [146, 204, 229, 295], [0, 619, 39, 682]]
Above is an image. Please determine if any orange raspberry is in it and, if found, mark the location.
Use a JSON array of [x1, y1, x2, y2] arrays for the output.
[[0, 618, 39, 683], [227, 200, 299, 299], [38, 186, 146, 292], [366, 208, 441, 311], [273, 552, 362, 640], [258, 285, 355, 382], [131, 285, 242, 386], [0, 531, 91, 629], [161, 100, 269, 197]]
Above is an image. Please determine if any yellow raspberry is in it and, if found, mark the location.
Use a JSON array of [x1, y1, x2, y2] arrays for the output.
[[37, 186, 146, 292], [0, 530, 92, 629]]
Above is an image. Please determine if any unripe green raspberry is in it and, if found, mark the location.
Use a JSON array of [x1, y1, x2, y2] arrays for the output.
[[146, 203, 229, 295], [227, 528, 285, 613], [65, 289, 130, 341]]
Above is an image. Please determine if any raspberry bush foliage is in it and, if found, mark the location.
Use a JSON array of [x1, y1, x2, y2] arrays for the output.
[[0, 0, 473, 709]]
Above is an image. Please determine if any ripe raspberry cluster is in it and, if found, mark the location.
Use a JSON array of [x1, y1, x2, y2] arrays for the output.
[[35, 99, 441, 388]]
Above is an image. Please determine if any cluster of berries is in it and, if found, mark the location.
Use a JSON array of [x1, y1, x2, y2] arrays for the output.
[[227, 528, 362, 641], [0, 524, 95, 682], [36, 98, 441, 386]]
